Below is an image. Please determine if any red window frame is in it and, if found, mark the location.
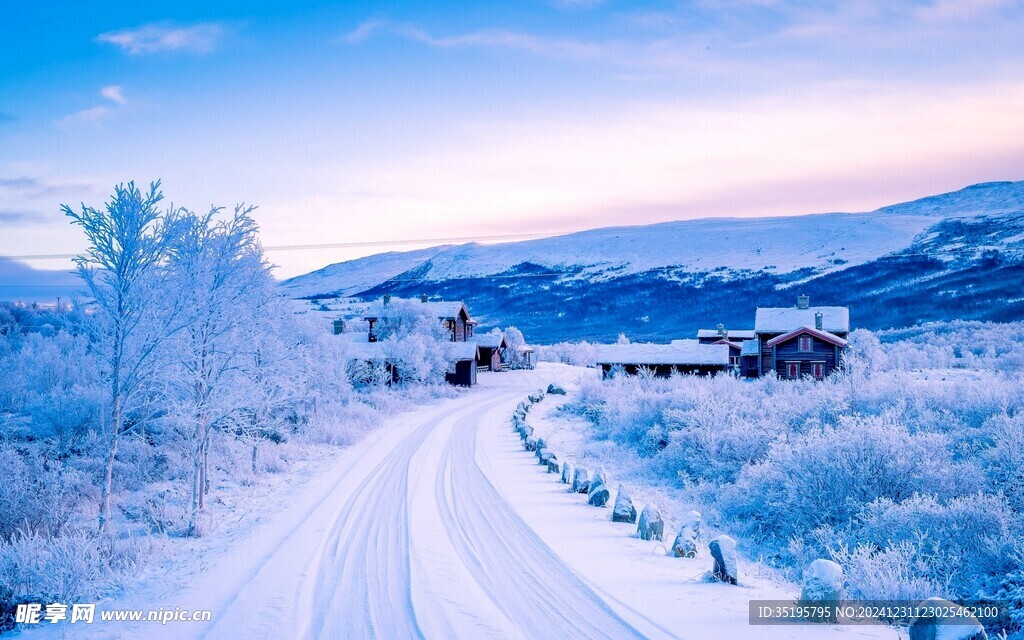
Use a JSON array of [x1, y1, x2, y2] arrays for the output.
[[787, 362, 800, 379], [798, 335, 813, 352]]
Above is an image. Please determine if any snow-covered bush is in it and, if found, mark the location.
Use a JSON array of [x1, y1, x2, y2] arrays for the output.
[[564, 324, 1024, 615]]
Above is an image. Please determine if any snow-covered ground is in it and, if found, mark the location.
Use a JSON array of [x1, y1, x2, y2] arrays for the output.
[[23, 364, 902, 639]]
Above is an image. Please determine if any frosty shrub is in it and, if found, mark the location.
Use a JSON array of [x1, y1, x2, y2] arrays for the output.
[[0, 445, 92, 541], [564, 322, 1024, 613]]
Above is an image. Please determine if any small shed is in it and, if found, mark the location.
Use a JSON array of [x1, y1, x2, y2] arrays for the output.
[[517, 344, 537, 370], [344, 341, 399, 385], [446, 342, 479, 387], [595, 341, 729, 378]]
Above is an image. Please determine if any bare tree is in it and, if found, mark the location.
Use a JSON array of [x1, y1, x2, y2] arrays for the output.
[[63, 181, 181, 534]]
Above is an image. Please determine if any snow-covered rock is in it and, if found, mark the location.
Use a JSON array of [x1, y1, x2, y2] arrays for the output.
[[587, 479, 610, 507], [525, 436, 537, 451], [709, 535, 739, 585], [547, 383, 567, 395], [611, 485, 636, 523], [908, 597, 987, 640], [535, 438, 547, 459], [671, 511, 702, 558], [799, 559, 844, 622], [528, 390, 545, 403], [547, 457, 560, 474], [592, 466, 607, 488], [572, 467, 590, 494], [637, 504, 664, 541], [560, 463, 573, 484], [800, 559, 843, 602]]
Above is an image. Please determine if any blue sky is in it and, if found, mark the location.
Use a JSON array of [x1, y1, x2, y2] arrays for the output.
[[2, 0, 1023, 277]]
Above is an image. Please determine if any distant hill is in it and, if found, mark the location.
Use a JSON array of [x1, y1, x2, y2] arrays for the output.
[[278, 180, 1023, 342], [0, 260, 81, 304]]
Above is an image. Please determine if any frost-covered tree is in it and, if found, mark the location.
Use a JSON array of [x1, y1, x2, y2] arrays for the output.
[[503, 326, 527, 369], [373, 299, 453, 384], [62, 182, 182, 534], [163, 206, 275, 536]]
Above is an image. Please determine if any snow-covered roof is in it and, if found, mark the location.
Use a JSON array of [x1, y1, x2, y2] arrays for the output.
[[363, 298, 472, 322], [741, 340, 760, 357], [451, 342, 479, 361], [595, 340, 729, 366], [754, 306, 849, 334], [765, 326, 848, 348], [474, 333, 507, 349], [694, 329, 755, 340], [517, 344, 534, 353], [344, 341, 388, 361]]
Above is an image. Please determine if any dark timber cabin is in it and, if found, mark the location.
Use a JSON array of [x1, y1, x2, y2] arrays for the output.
[[359, 296, 479, 386], [595, 340, 730, 378], [752, 295, 849, 379], [474, 333, 508, 371], [446, 342, 479, 387]]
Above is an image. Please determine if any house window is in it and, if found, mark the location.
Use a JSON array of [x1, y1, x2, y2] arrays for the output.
[[812, 362, 824, 379], [786, 362, 800, 379], [798, 335, 813, 352]]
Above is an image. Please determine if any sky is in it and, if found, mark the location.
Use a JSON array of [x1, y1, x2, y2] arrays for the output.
[[2, 0, 1024, 279]]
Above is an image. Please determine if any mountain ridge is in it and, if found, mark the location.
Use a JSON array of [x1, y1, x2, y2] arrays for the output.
[[284, 180, 1024, 342]]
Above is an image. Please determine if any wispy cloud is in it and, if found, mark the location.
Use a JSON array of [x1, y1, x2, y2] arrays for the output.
[[55, 86, 129, 129], [0, 209, 47, 225], [0, 176, 98, 199], [96, 21, 226, 55], [342, 20, 606, 60], [100, 85, 126, 105], [916, 0, 1013, 21]]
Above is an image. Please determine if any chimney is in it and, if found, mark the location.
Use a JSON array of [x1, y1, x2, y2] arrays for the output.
[[383, 294, 391, 307], [717, 322, 727, 337], [420, 294, 429, 303], [797, 294, 810, 310], [815, 311, 823, 331]]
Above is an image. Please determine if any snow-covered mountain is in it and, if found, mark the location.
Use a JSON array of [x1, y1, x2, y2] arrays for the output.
[[282, 181, 1024, 342]]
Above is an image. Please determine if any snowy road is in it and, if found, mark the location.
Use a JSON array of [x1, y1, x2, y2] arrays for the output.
[[33, 364, 900, 640]]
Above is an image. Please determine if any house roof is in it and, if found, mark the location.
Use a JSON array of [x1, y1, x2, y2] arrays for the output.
[[712, 339, 744, 350], [754, 306, 849, 334], [451, 342, 479, 361], [741, 340, 760, 356], [344, 341, 389, 362], [475, 333, 508, 349], [765, 325, 849, 348], [695, 329, 756, 340], [363, 298, 473, 322], [595, 340, 729, 366]]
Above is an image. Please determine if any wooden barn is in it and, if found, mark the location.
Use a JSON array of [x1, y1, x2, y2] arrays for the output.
[[595, 341, 729, 378], [446, 342, 479, 387], [474, 333, 508, 371], [752, 295, 850, 379]]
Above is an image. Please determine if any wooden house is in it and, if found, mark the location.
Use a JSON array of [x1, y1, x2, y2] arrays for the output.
[[363, 297, 477, 343], [595, 341, 729, 378], [474, 333, 508, 371], [752, 295, 849, 379]]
